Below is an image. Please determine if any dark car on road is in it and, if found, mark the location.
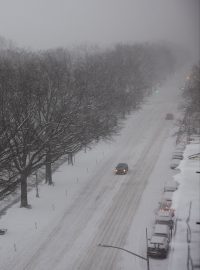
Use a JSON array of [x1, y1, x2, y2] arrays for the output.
[[114, 163, 128, 175], [165, 113, 174, 120]]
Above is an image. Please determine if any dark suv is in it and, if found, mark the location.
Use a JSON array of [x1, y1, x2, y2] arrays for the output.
[[114, 163, 128, 175]]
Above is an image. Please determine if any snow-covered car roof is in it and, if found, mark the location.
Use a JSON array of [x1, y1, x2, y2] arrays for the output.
[[164, 180, 179, 192], [150, 235, 168, 245], [162, 191, 173, 201], [156, 209, 174, 221], [153, 224, 170, 235], [170, 158, 181, 169]]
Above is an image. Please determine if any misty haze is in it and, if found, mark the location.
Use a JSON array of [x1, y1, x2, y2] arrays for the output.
[[0, 0, 199, 270]]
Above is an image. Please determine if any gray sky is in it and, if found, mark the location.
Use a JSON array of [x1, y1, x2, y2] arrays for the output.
[[0, 0, 199, 55]]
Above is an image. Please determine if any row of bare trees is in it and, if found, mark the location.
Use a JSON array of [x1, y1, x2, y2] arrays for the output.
[[180, 62, 200, 138], [0, 41, 178, 207], [182, 62, 200, 114]]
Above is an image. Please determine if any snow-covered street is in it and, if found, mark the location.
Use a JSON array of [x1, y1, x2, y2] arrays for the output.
[[0, 69, 199, 270]]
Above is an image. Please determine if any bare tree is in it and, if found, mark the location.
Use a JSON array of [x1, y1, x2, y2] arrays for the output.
[[0, 42, 179, 205]]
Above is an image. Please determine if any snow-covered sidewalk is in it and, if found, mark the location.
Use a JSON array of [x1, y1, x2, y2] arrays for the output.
[[169, 142, 200, 269]]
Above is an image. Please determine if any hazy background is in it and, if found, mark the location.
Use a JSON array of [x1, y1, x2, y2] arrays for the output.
[[0, 0, 199, 57]]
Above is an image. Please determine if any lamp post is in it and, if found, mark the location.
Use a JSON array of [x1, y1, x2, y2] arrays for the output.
[[98, 237, 150, 270], [196, 168, 200, 225]]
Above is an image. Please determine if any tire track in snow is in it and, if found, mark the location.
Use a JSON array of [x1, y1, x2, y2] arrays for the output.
[[2, 103, 171, 270], [56, 120, 171, 270]]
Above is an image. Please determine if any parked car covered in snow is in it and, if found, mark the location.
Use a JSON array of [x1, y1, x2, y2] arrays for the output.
[[155, 209, 175, 230], [152, 224, 171, 241], [147, 235, 169, 258], [172, 151, 183, 160], [160, 191, 173, 208], [170, 158, 181, 169], [164, 180, 179, 192], [114, 163, 128, 175], [170, 148, 184, 169]]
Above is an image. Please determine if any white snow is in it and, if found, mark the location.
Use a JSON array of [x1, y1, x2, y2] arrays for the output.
[[120, 140, 200, 270], [0, 68, 199, 270]]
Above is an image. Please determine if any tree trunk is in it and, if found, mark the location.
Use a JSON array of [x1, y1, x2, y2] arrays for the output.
[[20, 173, 29, 208], [68, 152, 74, 165], [45, 152, 53, 185]]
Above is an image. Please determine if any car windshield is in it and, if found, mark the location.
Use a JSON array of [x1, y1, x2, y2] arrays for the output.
[[117, 163, 127, 168]]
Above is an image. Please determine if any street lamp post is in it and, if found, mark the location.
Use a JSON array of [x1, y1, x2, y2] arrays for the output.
[[196, 168, 200, 225], [98, 241, 150, 270]]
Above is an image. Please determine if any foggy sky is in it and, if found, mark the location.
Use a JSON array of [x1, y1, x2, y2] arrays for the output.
[[0, 0, 199, 55]]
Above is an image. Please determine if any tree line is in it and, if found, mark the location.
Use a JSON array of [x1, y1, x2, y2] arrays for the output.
[[182, 62, 200, 114], [181, 62, 200, 137], [0, 40, 179, 207]]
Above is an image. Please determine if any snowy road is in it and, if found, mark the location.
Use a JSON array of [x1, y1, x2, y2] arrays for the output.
[[1, 71, 187, 270]]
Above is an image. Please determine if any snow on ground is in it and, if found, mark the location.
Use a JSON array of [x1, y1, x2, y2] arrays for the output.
[[0, 67, 199, 270], [0, 140, 120, 269], [120, 140, 200, 270], [169, 142, 200, 269]]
